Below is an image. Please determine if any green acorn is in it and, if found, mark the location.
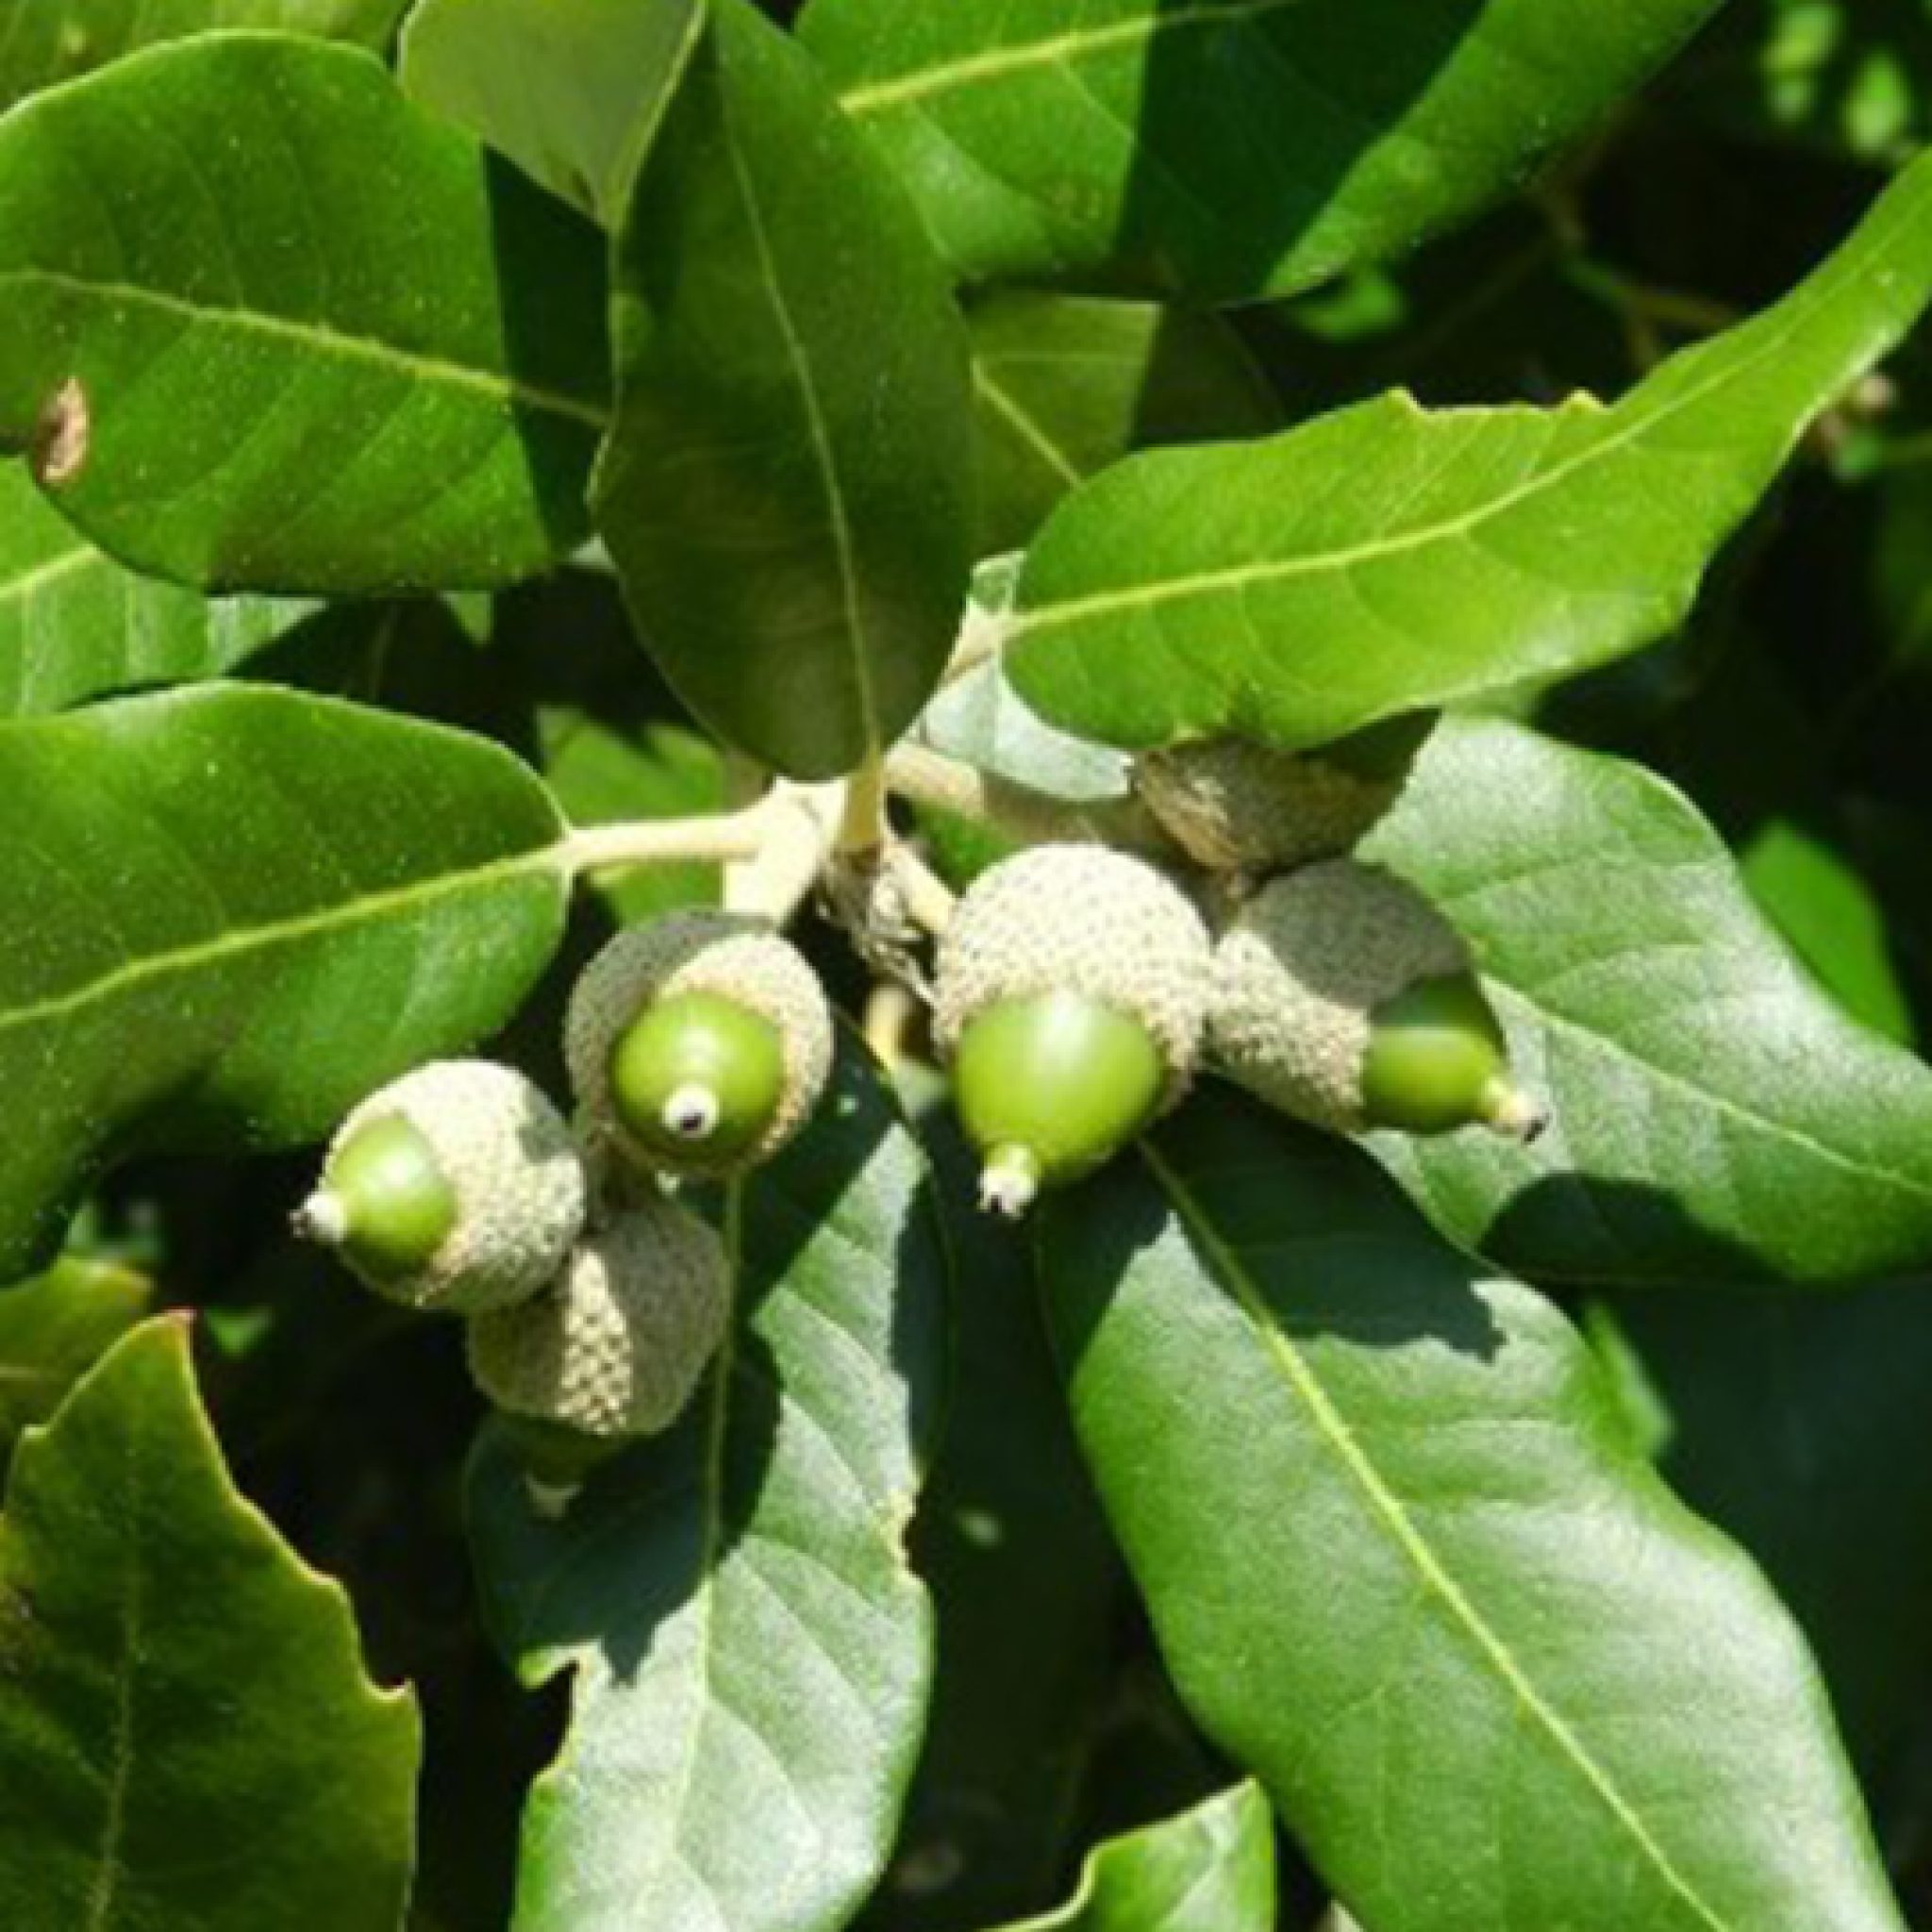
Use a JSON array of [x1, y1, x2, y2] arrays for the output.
[[1209, 859, 1545, 1140], [566, 911, 833, 1179], [294, 1060, 587, 1314], [465, 1189, 732, 1441], [1132, 714, 1433, 876], [935, 843, 1212, 1216]]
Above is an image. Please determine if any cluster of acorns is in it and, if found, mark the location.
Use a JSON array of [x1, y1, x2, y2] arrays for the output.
[[296, 717, 1543, 1458], [293, 910, 834, 1468], [944, 714, 1544, 1216]]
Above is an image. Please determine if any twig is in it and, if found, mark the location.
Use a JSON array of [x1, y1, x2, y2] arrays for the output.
[[883, 742, 1174, 856]]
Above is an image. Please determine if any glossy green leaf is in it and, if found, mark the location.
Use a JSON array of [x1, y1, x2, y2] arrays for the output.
[[991, 1783, 1274, 1932], [0, 684, 569, 1278], [0, 1259, 152, 1472], [0, 0, 405, 113], [401, 0, 700, 221], [0, 35, 609, 594], [594, 0, 976, 780], [1595, 1279, 1932, 1791], [969, 294, 1274, 556], [0, 467, 309, 715], [864, 1097, 1120, 1931], [1005, 152, 1932, 751], [0, 1318, 420, 1928], [803, 0, 1722, 300], [1740, 819, 1913, 1042], [1366, 717, 1932, 1290], [1044, 1094, 1905, 1932], [469, 1036, 948, 1932]]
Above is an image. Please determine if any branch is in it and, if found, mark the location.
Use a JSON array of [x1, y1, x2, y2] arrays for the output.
[[883, 742, 1173, 856], [563, 807, 773, 874]]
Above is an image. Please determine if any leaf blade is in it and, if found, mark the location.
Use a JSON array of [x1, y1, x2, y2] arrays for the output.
[[0, 1318, 421, 1930], [0, 684, 569, 1277], [0, 34, 610, 593], [401, 0, 701, 221], [993, 1783, 1274, 1932], [1366, 717, 1932, 1290], [1044, 1095, 1906, 1932], [1006, 151, 1932, 750], [594, 0, 975, 779], [803, 0, 1722, 301]]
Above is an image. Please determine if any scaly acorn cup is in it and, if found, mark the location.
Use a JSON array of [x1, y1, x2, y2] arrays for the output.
[[464, 1189, 732, 1441], [566, 910, 833, 1179], [1209, 859, 1546, 1141], [294, 1061, 587, 1314], [1132, 713, 1434, 876], [935, 842, 1212, 1216]]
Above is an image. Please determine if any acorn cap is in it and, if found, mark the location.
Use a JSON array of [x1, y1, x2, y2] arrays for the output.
[[296, 1060, 586, 1315], [465, 1191, 732, 1441], [934, 843, 1211, 1104], [1209, 861, 1469, 1134], [566, 911, 833, 1174], [1133, 716, 1430, 875]]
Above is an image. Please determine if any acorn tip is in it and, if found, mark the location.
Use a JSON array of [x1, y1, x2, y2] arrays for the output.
[[661, 1082, 722, 1141], [291, 1189, 349, 1247]]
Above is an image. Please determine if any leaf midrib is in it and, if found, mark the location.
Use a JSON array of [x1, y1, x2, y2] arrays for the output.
[[0, 845, 564, 1047], [715, 60, 881, 756], [0, 543, 96, 610], [0, 268, 609, 431], [836, 0, 1304, 117], [973, 362, 1083, 489], [1141, 1140, 1732, 1932], [1012, 168, 1930, 640]]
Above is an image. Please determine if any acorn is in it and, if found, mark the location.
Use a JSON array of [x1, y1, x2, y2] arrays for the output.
[[1132, 714, 1432, 876], [566, 910, 833, 1179], [294, 1061, 587, 1314], [1209, 859, 1545, 1140], [934, 843, 1212, 1215], [465, 1189, 732, 1441]]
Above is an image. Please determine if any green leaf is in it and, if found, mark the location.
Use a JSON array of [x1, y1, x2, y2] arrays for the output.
[[0, 34, 610, 595], [401, 0, 700, 222], [0, 1318, 421, 1929], [0, 0, 406, 114], [1593, 1279, 1932, 1790], [990, 1783, 1274, 1932], [0, 1259, 153, 1473], [468, 1035, 948, 1932], [0, 467, 309, 715], [1740, 819, 1913, 1043], [0, 684, 569, 1278], [863, 1096, 1120, 1930], [1044, 1093, 1906, 1932], [802, 0, 1722, 301], [594, 0, 976, 780], [1366, 717, 1932, 1290], [969, 294, 1274, 556], [1004, 152, 1932, 752]]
